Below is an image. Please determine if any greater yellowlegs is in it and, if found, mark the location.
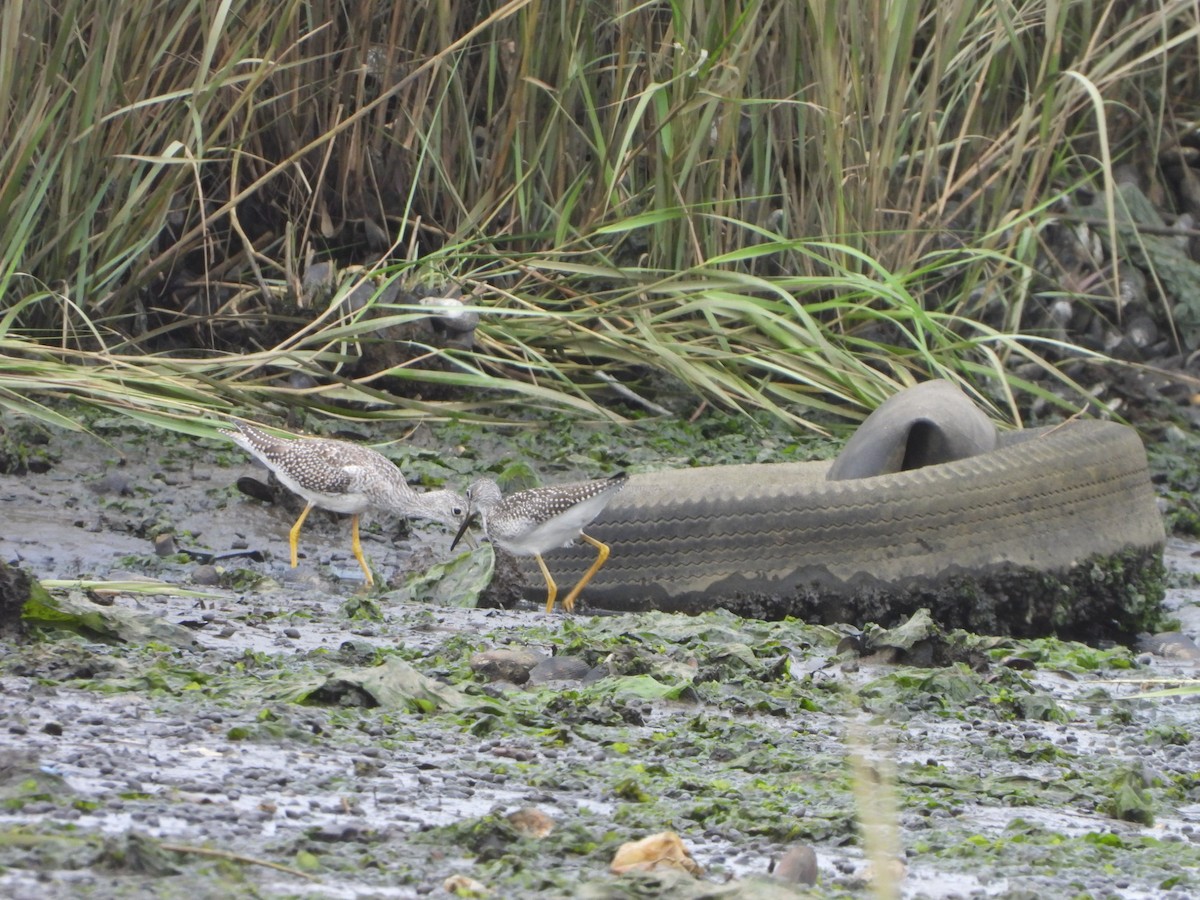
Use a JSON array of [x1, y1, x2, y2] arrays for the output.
[[451, 473, 628, 613], [223, 421, 466, 587]]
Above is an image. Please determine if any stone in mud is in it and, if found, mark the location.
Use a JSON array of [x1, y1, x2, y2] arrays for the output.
[[191, 565, 220, 586], [469, 647, 545, 684], [527, 655, 592, 685], [1136, 631, 1200, 663], [610, 831, 703, 876], [772, 844, 818, 886], [443, 874, 490, 895], [506, 807, 555, 838], [0, 558, 34, 637]]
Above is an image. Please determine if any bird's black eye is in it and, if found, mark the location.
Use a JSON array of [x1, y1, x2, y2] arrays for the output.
[[453, 505, 464, 517]]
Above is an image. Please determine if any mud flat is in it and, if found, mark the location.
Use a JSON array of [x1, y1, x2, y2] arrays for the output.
[[1, 422, 1198, 898]]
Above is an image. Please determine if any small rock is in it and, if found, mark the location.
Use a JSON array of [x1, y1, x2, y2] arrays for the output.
[[611, 831, 703, 876], [0, 561, 34, 636], [153, 534, 178, 557], [772, 843, 818, 885], [301, 260, 337, 307], [310, 824, 362, 843], [527, 656, 591, 685], [1000, 656, 1037, 671], [287, 371, 319, 391], [469, 648, 544, 684], [421, 294, 480, 334], [191, 565, 220, 586], [89, 472, 132, 496], [490, 745, 536, 762], [442, 873, 490, 896], [1136, 632, 1200, 663], [505, 807, 554, 838]]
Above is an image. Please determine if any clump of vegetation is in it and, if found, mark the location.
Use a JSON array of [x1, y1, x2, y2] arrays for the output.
[[2, 1, 1197, 434]]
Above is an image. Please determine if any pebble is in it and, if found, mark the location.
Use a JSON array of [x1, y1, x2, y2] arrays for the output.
[[506, 807, 555, 838], [311, 824, 363, 842], [442, 875, 488, 896], [527, 656, 591, 684], [1137, 632, 1200, 662], [470, 647, 544, 684], [192, 565, 220, 586], [88, 471, 132, 496]]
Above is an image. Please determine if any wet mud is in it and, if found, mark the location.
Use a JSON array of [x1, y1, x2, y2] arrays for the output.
[[1, 422, 1198, 899]]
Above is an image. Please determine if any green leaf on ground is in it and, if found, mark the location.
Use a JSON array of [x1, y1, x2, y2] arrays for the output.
[[394, 546, 494, 607], [282, 656, 467, 712], [23, 589, 199, 648]]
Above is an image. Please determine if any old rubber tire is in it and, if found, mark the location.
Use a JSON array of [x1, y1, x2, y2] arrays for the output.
[[519, 419, 1166, 640]]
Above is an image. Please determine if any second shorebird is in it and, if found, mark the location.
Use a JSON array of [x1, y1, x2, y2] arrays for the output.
[[223, 421, 466, 587], [451, 473, 628, 613]]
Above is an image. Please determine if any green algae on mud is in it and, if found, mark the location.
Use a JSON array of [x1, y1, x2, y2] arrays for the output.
[[3, 591, 1200, 897]]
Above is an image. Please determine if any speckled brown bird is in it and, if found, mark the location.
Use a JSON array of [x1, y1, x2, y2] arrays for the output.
[[451, 473, 627, 613], [223, 421, 466, 587]]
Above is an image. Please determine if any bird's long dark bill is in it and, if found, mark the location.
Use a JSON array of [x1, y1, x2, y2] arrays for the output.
[[450, 514, 476, 551]]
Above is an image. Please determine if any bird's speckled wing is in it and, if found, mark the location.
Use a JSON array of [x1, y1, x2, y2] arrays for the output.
[[255, 439, 352, 494], [490, 475, 626, 554]]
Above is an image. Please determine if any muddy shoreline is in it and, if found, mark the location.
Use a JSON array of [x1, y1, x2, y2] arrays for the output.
[[2, 419, 1198, 899]]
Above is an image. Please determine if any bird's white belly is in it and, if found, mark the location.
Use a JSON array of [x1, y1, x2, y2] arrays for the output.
[[492, 518, 578, 557]]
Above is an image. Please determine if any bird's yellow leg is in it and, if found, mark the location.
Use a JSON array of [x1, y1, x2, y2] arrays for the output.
[[560, 532, 610, 613], [535, 554, 559, 614], [350, 513, 375, 588], [288, 501, 316, 568]]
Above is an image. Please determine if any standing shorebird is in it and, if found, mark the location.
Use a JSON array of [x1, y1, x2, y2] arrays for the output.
[[451, 473, 628, 613], [222, 421, 466, 587]]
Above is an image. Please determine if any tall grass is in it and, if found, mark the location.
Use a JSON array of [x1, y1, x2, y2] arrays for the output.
[[1, 0, 1196, 430]]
